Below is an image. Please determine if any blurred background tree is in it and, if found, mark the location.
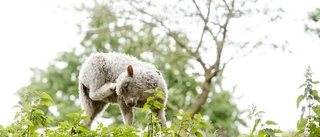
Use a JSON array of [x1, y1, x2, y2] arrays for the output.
[[19, 0, 283, 136], [306, 8, 320, 37]]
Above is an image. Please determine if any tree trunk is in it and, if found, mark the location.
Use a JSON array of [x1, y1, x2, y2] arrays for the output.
[[186, 70, 212, 117]]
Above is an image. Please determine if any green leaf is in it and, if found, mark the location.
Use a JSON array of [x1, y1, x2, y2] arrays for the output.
[[258, 129, 267, 137], [265, 128, 276, 137], [12, 105, 21, 108], [24, 119, 34, 126], [296, 95, 305, 108], [146, 97, 154, 102], [40, 100, 53, 106], [294, 129, 305, 137], [141, 104, 149, 112], [40, 92, 53, 101], [273, 129, 283, 133], [314, 127, 320, 136], [299, 83, 307, 89], [153, 101, 165, 109], [81, 115, 90, 121], [14, 112, 20, 120], [265, 120, 277, 125], [251, 119, 261, 135], [297, 118, 307, 130], [191, 127, 197, 133], [156, 91, 164, 98], [195, 131, 204, 137], [194, 113, 202, 119], [313, 105, 320, 116], [34, 109, 45, 115], [46, 117, 55, 124], [66, 113, 77, 118], [312, 81, 320, 84], [182, 123, 189, 129]]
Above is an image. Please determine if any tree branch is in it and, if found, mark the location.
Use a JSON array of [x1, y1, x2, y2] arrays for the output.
[[211, 0, 235, 78], [166, 101, 179, 113], [186, 81, 210, 117], [192, 0, 212, 53], [129, 0, 236, 117]]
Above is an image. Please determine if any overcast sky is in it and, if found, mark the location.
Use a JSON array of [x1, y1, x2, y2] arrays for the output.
[[0, 0, 319, 134]]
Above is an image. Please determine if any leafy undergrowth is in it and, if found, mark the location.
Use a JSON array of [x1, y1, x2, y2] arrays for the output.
[[0, 89, 211, 137], [1, 66, 319, 137], [243, 66, 320, 137]]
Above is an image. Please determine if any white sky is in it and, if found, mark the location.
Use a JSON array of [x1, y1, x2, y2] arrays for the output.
[[0, 0, 319, 134]]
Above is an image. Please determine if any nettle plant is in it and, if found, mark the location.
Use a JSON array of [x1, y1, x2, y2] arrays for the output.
[[296, 66, 320, 137], [142, 89, 208, 137], [3, 90, 55, 136], [247, 105, 283, 137], [0, 89, 210, 137]]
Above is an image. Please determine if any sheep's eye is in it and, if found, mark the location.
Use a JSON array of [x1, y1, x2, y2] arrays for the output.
[[121, 83, 130, 93]]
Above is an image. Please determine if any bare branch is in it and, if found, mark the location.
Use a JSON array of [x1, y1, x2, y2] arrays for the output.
[[210, 0, 235, 79], [133, 5, 209, 71], [194, 0, 212, 53], [191, 0, 206, 21]]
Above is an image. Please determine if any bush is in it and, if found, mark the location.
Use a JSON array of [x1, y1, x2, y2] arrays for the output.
[[1, 66, 319, 137], [0, 89, 211, 137]]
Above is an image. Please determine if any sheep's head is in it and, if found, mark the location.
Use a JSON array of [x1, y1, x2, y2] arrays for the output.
[[116, 65, 160, 107]]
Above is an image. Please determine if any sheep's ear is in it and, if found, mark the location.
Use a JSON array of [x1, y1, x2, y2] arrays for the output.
[[127, 65, 133, 77]]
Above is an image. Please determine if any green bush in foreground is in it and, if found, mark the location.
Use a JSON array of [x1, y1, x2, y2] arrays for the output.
[[242, 66, 319, 137], [1, 66, 319, 137], [0, 89, 211, 137]]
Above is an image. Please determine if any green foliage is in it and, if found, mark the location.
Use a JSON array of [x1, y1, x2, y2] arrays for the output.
[[247, 105, 283, 137], [296, 66, 320, 137], [3, 90, 54, 136], [1, 90, 210, 137], [19, 1, 247, 136], [168, 112, 208, 137], [20, 50, 83, 123], [238, 66, 320, 137], [199, 82, 247, 136], [306, 8, 320, 37]]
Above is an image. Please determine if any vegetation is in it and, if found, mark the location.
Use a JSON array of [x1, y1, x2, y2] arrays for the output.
[[18, 0, 283, 135], [295, 66, 320, 137], [1, 66, 319, 137], [306, 8, 320, 37], [1, 89, 211, 137], [2, 0, 318, 136]]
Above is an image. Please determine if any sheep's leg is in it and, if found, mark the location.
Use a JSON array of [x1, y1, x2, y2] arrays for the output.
[[79, 83, 108, 128], [89, 82, 117, 101], [157, 108, 167, 128], [119, 97, 134, 126], [82, 100, 107, 128]]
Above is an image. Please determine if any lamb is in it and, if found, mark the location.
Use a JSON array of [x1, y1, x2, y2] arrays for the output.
[[78, 52, 168, 128]]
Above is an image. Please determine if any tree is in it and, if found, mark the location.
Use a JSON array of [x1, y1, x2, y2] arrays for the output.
[[108, 0, 282, 134], [306, 8, 320, 37], [20, 0, 283, 136], [114, 0, 283, 114]]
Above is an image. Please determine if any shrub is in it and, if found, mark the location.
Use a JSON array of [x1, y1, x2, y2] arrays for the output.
[[0, 89, 211, 137]]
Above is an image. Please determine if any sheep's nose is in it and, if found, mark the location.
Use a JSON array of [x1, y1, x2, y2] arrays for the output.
[[128, 101, 135, 107], [127, 98, 136, 107]]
